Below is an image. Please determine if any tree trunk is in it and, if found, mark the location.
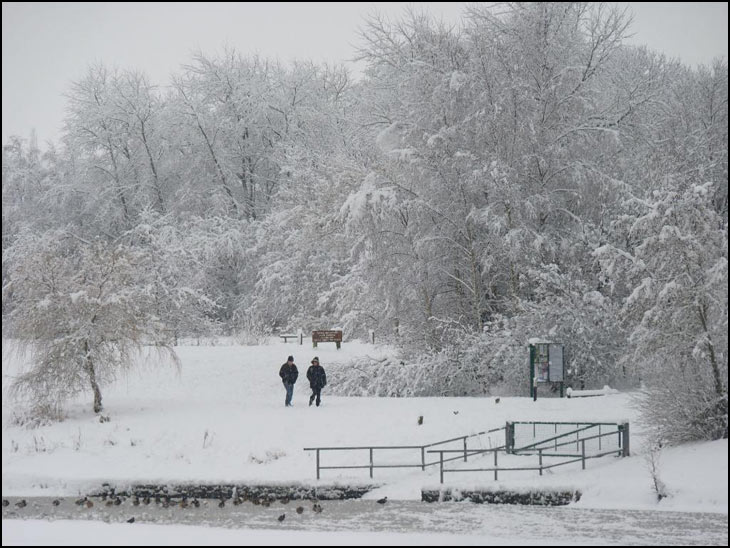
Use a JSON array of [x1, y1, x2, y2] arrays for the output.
[[84, 340, 103, 413], [196, 118, 238, 215], [140, 121, 165, 213], [466, 225, 484, 332], [697, 303, 725, 397], [107, 139, 130, 224]]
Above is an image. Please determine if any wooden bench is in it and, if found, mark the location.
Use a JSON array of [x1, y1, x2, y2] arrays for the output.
[[279, 334, 298, 343]]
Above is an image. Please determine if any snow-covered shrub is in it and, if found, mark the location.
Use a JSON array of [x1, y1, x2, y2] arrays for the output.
[[644, 438, 669, 502], [333, 304, 630, 398], [331, 323, 526, 397], [7, 400, 66, 428], [328, 355, 412, 397], [234, 312, 272, 346]]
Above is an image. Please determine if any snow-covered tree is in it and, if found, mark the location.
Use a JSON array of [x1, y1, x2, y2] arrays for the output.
[[597, 183, 728, 442], [2, 4, 726, 416], [4, 230, 178, 419]]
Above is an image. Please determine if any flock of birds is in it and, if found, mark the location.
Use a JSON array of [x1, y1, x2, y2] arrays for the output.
[[2, 493, 389, 524]]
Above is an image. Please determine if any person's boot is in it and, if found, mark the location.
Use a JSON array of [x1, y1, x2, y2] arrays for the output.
[[309, 394, 314, 406]]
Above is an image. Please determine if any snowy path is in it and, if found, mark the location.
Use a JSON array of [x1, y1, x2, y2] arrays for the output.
[[2, 497, 728, 545]]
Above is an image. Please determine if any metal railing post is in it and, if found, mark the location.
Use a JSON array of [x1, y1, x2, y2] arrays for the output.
[[316, 449, 320, 480], [539, 449, 543, 476], [599, 424, 602, 451], [369, 448, 374, 479], [440, 451, 444, 484], [421, 446, 425, 471], [494, 449, 498, 481], [581, 440, 586, 470], [463, 437, 468, 462], [622, 422, 630, 457]]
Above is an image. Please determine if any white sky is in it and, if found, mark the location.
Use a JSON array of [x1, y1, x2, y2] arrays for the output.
[[2, 2, 728, 146]]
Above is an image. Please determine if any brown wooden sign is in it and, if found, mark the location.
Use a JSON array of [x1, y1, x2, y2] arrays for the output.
[[312, 330, 343, 343]]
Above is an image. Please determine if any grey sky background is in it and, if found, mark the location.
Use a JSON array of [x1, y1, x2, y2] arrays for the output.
[[2, 2, 728, 147]]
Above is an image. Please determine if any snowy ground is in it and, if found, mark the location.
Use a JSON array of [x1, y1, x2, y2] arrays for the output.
[[3, 503, 728, 545], [3, 339, 728, 543]]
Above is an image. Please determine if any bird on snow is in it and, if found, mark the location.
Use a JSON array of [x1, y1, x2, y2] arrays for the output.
[[52, 499, 61, 507], [126, 517, 135, 523], [296, 506, 304, 514], [312, 503, 323, 513], [192, 499, 200, 508], [495, 397, 501, 404], [15, 500, 27, 508], [2, 499, 9, 507], [453, 410, 459, 415], [376, 496, 388, 504], [218, 499, 226, 508], [278, 513, 286, 522]]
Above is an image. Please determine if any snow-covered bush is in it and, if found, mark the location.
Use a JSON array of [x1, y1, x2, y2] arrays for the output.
[[234, 312, 272, 346]]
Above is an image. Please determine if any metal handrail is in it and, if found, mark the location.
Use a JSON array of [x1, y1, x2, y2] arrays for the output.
[[517, 429, 621, 453], [425, 446, 506, 467], [426, 446, 506, 454], [434, 428, 626, 483], [304, 444, 424, 451], [509, 421, 621, 426], [304, 421, 628, 481], [303, 426, 505, 479], [512, 423, 601, 452]]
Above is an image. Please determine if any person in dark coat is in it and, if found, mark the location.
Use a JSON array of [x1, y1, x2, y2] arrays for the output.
[[306, 357, 327, 407], [279, 356, 298, 407]]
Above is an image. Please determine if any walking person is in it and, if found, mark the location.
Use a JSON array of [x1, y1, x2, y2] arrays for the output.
[[306, 357, 327, 407], [279, 356, 298, 407]]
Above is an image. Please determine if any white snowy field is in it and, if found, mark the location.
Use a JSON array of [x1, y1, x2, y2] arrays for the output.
[[2, 339, 728, 516]]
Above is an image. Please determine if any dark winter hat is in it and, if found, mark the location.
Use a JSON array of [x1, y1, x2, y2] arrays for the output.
[[312, 357, 319, 363], [287, 356, 294, 362]]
